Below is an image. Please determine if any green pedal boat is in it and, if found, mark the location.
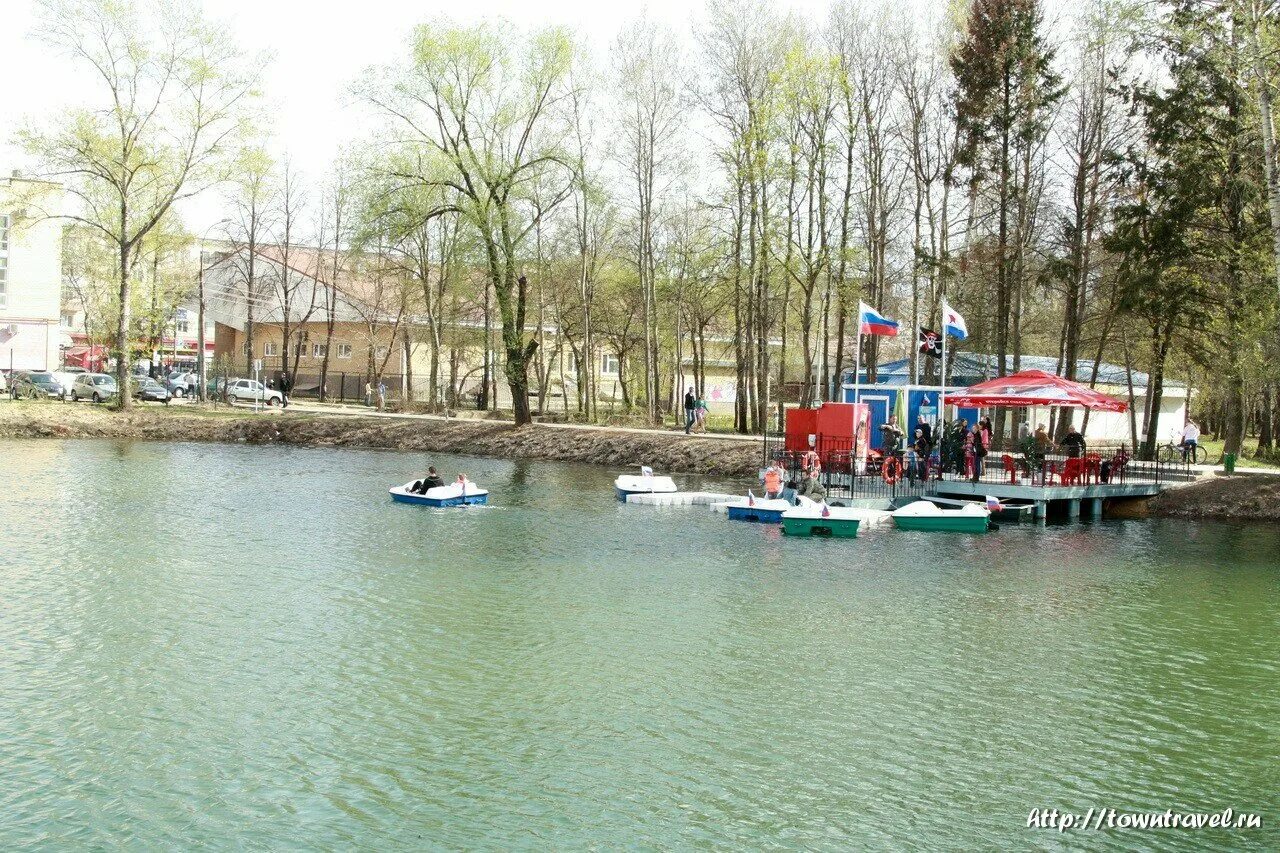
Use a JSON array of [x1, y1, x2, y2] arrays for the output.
[[891, 500, 991, 533], [781, 505, 861, 538]]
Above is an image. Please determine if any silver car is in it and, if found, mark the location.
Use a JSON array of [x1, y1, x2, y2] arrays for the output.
[[225, 378, 284, 406], [70, 372, 119, 403]]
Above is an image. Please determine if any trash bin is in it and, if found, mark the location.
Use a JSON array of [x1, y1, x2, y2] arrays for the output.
[[1223, 452, 1236, 474]]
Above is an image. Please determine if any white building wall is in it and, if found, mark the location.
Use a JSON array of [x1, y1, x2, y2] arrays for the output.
[[0, 178, 63, 371]]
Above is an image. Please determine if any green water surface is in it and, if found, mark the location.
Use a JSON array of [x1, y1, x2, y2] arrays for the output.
[[0, 440, 1276, 849]]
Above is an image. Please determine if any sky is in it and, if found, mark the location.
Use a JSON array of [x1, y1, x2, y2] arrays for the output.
[[0, 0, 836, 231]]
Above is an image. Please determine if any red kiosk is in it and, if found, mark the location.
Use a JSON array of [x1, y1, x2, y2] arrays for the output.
[[782, 402, 872, 472]]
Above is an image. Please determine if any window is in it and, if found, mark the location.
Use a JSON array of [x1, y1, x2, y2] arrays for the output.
[[337, 343, 352, 359], [176, 318, 189, 334], [601, 353, 619, 375], [0, 257, 6, 308], [312, 343, 327, 359], [61, 312, 75, 329], [0, 214, 8, 252], [375, 345, 388, 361], [263, 342, 278, 357]]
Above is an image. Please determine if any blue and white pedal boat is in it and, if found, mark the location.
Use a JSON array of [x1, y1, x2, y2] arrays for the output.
[[390, 481, 488, 508], [722, 496, 794, 523], [614, 472, 678, 501]]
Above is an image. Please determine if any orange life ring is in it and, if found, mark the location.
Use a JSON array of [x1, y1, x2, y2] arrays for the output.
[[882, 456, 903, 485]]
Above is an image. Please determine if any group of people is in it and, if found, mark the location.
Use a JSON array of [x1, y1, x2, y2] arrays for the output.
[[762, 451, 826, 502], [683, 388, 711, 434], [407, 466, 471, 494], [366, 381, 388, 411], [884, 413, 1088, 483]]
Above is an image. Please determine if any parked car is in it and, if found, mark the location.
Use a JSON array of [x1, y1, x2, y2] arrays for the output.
[[70, 373, 119, 403], [133, 376, 171, 405], [225, 378, 284, 406], [9, 371, 64, 399], [51, 367, 87, 397], [165, 371, 199, 398]]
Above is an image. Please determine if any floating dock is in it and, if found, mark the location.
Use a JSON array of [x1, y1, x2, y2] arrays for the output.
[[625, 491, 739, 507]]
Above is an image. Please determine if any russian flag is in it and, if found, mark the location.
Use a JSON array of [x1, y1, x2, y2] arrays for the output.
[[941, 299, 968, 340], [859, 301, 899, 336]]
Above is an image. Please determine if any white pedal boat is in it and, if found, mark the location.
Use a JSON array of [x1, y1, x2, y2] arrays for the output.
[[390, 480, 488, 507], [722, 495, 797, 523], [614, 473, 678, 501]]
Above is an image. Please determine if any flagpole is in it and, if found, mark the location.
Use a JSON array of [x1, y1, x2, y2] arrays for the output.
[[853, 327, 862, 468], [940, 303, 947, 440]]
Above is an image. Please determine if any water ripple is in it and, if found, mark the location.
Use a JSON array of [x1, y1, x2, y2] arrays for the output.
[[0, 439, 1277, 849]]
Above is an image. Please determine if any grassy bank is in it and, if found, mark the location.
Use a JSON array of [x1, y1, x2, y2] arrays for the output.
[[0, 401, 763, 477], [1147, 473, 1280, 522]]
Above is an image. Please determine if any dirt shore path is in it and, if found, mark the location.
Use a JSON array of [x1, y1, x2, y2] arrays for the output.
[[0, 402, 764, 477]]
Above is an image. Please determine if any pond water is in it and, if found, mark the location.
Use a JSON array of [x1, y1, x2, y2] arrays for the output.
[[1, 439, 1276, 849]]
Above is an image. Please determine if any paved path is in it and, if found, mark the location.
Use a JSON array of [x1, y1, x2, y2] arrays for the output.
[[275, 400, 766, 443]]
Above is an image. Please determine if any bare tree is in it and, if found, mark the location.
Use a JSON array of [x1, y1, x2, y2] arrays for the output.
[[21, 0, 263, 407]]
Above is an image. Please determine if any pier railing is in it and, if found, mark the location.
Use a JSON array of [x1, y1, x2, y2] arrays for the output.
[[762, 436, 1196, 503]]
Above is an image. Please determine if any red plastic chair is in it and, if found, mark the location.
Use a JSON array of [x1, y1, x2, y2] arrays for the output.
[[1084, 453, 1102, 484], [1001, 453, 1018, 484], [1062, 458, 1084, 486]]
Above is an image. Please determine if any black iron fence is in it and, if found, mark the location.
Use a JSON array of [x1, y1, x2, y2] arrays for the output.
[[763, 434, 1196, 504], [254, 372, 407, 404]]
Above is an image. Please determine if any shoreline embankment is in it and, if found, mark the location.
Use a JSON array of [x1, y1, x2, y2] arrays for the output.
[[6, 403, 1279, 521], [1145, 473, 1280, 522], [0, 404, 763, 478]]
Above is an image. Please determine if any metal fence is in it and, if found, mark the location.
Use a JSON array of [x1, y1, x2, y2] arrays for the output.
[[254, 372, 407, 404], [763, 435, 1196, 504]]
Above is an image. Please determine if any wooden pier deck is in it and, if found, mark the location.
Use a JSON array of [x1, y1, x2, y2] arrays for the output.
[[928, 479, 1163, 519]]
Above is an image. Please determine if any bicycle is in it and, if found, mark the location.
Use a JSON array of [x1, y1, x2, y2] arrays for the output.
[[1157, 439, 1207, 465]]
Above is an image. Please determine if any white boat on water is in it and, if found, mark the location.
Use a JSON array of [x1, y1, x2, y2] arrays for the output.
[[390, 480, 489, 508], [615, 467, 678, 501], [891, 500, 989, 533]]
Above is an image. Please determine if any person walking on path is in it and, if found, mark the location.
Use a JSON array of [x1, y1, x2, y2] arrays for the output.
[[377, 381, 387, 412], [683, 387, 696, 434], [365, 382, 373, 407], [279, 372, 292, 409]]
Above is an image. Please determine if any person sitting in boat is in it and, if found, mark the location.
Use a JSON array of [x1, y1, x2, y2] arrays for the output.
[[763, 461, 784, 499], [796, 468, 826, 501], [411, 466, 446, 494]]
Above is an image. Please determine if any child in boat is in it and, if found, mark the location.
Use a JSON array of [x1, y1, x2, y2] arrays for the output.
[[763, 462, 783, 499], [411, 466, 445, 494]]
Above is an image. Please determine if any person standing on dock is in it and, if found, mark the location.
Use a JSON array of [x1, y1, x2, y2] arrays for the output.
[[1061, 426, 1086, 459], [917, 414, 933, 448], [911, 428, 930, 481], [684, 387, 696, 434]]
